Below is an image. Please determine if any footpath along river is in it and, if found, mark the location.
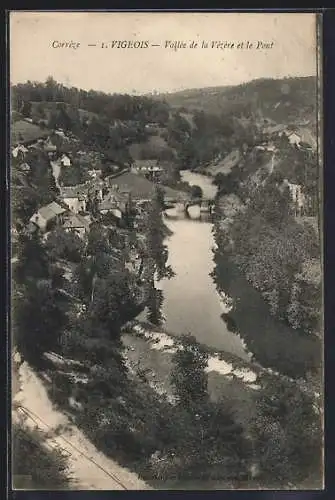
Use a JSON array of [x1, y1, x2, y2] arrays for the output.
[[156, 171, 319, 378]]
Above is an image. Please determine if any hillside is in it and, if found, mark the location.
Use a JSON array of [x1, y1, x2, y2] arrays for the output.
[[30, 101, 99, 124], [11, 119, 51, 146], [158, 76, 317, 126]]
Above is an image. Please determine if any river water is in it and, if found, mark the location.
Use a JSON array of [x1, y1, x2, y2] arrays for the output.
[[158, 171, 320, 377], [158, 171, 250, 361]]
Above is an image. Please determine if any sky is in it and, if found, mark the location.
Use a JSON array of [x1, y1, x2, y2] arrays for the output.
[[10, 12, 318, 95]]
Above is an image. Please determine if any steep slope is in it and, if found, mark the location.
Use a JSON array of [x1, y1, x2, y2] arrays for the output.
[[13, 362, 152, 490]]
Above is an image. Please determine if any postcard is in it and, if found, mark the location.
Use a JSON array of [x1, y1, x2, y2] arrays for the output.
[[10, 11, 323, 490]]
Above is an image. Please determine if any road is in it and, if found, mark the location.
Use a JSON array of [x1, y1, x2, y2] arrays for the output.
[[50, 160, 61, 189], [12, 361, 152, 490]]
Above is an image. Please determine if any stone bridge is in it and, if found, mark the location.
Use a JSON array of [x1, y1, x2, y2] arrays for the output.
[[164, 196, 215, 215]]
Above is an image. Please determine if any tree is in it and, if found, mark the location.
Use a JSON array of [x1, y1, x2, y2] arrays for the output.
[[13, 278, 68, 366], [250, 377, 322, 487], [88, 270, 137, 341], [144, 186, 174, 281], [190, 185, 203, 199], [13, 231, 69, 365], [147, 283, 164, 326], [13, 422, 70, 489], [21, 100, 32, 118], [45, 227, 84, 263], [14, 231, 50, 285], [213, 168, 240, 196], [58, 161, 89, 187], [171, 334, 209, 408], [26, 149, 59, 205]]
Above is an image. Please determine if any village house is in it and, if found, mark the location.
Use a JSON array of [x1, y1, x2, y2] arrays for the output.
[[99, 189, 132, 219], [286, 128, 317, 151], [54, 129, 67, 139], [263, 123, 317, 152], [131, 159, 159, 173], [18, 162, 31, 173], [283, 179, 306, 216], [255, 142, 277, 153], [29, 201, 67, 232], [88, 179, 105, 201], [12, 144, 29, 159], [87, 168, 103, 180], [59, 185, 88, 214], [60, 154, 72, 167], [263, 123, 288, 138], [43, 137, 57, 157], [131, 159, 163, 181], [63, 213, 91, 238]]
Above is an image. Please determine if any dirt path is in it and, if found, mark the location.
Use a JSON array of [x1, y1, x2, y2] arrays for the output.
[[12, 362, 152, 490]]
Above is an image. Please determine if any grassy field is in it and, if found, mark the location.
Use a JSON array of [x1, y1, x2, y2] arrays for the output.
[[11, 119, 51, 145]]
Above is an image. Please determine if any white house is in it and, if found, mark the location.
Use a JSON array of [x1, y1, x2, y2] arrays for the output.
[[29, 201, 66, 232], [283, 179, 306, 216], [60, 154, 71, 167], [286, 128, 317, 151], [88, 169, 103, 180], [12, 144, 29, 159], [60, 185, 88, 214], [55, 129, 67, 139], [287, 132, 302, 148], [18, 162, 31, 172], [99, 192, 128, 219]]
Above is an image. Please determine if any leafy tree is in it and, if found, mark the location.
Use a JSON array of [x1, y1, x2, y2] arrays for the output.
[[147, 284, 164, 326], [250, 377, 322, 487], [14, 231, 50, 285], [25, 149, 59, 205], [13, 231, 69, 365], [171, 334, 209, 408], [144, 186, 174, 281], [88, 270, 137, 340], [13, 278, 68, 365], [58, 161, 90, 187], [13, 423, 70, 489], [45, 227, 85, 263], [20, 100, 32, 117], [213, 167, 241, 196], [190, 185, 203, 199]]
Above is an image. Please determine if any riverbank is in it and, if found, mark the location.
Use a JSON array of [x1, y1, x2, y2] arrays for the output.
[[212, 188, 322, 380], [121, 319, 261, 432]]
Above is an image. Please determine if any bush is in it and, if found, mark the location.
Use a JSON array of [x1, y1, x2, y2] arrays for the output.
[[250, 377, 322, 487], [13, 422, 71, 489]]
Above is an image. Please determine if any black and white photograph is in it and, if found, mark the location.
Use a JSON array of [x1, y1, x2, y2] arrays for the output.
[[10, 11, 323, 490]]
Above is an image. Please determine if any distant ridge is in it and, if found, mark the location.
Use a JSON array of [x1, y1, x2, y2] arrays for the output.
[[154, 76, 317, 126]]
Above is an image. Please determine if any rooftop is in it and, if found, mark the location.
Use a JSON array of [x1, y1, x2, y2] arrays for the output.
[[263, 123, 288, 136], [290, 127, 317, 150], [63, 213, 90, 230], [36, 201, 66, 221], [60, 185, 88, 199], [108, 171, 186, 201], [133, 160, 158, 169]]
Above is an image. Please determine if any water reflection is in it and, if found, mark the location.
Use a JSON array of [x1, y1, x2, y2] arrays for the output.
[[159, 216, 250, 361], [160, 171, 320, 378]]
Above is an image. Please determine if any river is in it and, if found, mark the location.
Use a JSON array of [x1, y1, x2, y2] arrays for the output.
[[157, 171, 320, 378], [158, 171, 250, 361]]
